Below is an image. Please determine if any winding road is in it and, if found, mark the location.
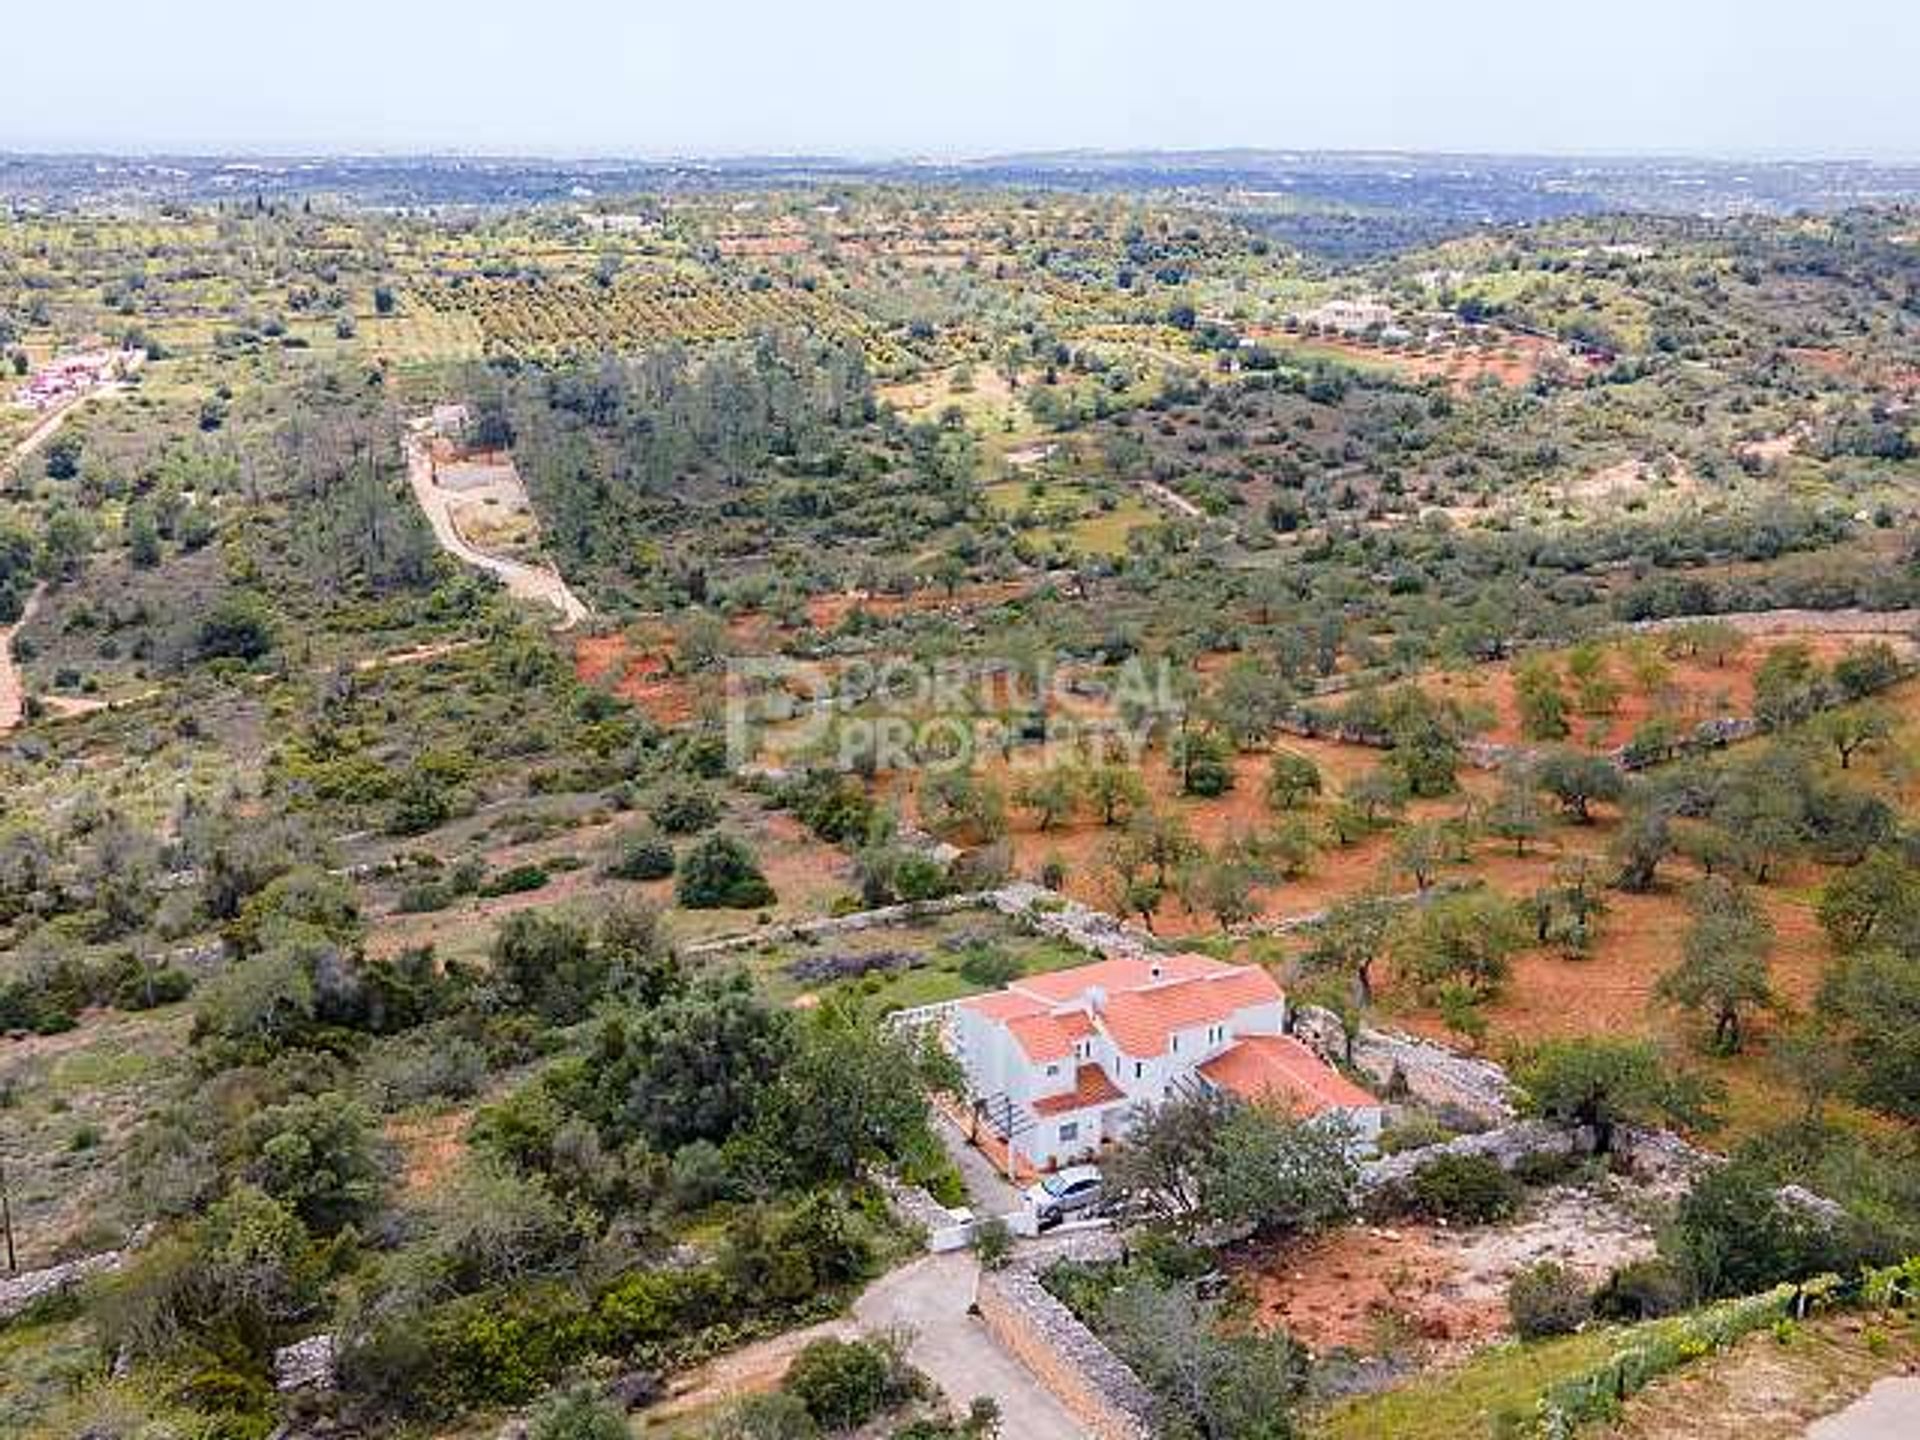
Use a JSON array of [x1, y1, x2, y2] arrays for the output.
[[403, 424, 589, 626]]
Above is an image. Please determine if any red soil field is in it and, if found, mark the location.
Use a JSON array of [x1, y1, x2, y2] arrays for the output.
[[573, 631, 699, 725], [1422, 633, 1891, 752], [1246, 327, 1597, 391]]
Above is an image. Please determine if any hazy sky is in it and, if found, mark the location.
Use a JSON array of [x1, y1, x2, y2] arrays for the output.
[[7, 0, 1917, 160]]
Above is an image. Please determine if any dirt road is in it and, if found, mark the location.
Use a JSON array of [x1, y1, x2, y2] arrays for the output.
[[4, 384, 120, 488], [0, 584, 43, 732], [403, 427, 589, 626], [647, 1253, 1084, 1437], [1137, 476, 1203, 520]]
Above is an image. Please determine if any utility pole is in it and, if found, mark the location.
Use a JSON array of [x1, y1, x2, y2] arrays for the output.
[[1, 1158, 15, 1274]]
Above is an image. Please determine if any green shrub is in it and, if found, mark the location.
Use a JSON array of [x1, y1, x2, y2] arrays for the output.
[[1512, 1147, 1581, 1188], [1408, 1153, 1522, 1224], [387, 771, 453, 836], [704, 1393, 820, 1439], [479, 863, 550, 898], [195, 592, 276, 661], [606, 830, 676, 881], [395, 881, 451, 913], [780, 770, 877, 844], [246, 1090, 383, 1233], [1592, 1258, 1693, 1322], [1374, 1115, 1454, 1156], [956, 946, 1022, 988], [651, 784, 721, 835], [595, 1266, 737, 1351], [1668, 1163, 1877, 1300], [113, 963, 194, 1010], [1508, 1262, 1592, 1340], [676, 834, 776, 910], [974, 1216, 1014, 1271], [527, 1383, 628, 1440], [783, 1335, 920, 1431]]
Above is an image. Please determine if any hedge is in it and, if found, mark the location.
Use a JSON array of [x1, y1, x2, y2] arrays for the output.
[[1534, 1257, 1918, 1437]]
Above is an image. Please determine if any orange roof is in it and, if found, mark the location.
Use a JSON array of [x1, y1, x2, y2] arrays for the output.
[[1098, 967, 1284, 1055], [960, 989, 1049, 1023], [1010, 952, 1227, 1004], [1004, 1008, 1094, 1063], [1032, 1064, 1127, 1116], [1199, 1035, 1378, 1116]]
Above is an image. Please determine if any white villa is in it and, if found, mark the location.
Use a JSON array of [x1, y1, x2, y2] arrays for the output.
[[952, 952, 1384, 1172], [1295, 297, 1398, 335]]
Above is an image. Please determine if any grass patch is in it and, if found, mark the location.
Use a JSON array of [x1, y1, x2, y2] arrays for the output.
[[1319, 1326, 1637, 1440]]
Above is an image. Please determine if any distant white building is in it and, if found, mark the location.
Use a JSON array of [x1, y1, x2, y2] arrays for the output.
[[1296, 298, 1398, 335], [952, 952, 1383, 1172]]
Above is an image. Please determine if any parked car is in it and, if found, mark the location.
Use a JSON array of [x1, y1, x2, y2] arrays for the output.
[[1024, 1164, 1103, 1227]]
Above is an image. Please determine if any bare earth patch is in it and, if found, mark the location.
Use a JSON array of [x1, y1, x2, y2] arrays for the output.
[[1245, 1181, 1659, 1355], [386, 1107, 472, 1201]]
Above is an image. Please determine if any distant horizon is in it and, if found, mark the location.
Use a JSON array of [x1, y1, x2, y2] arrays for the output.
[[9, 142, 1920, 168]]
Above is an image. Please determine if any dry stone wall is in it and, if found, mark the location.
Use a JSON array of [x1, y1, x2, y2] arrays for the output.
[[975, 1264, 1156, 1440], [0, 1247, 126, 1323]]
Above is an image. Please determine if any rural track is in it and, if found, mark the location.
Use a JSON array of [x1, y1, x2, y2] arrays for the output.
[[403, 427, 590, 627], [646, 1252, 1083, 1438], [0, 386, 128, 733], [2, 383, 120, 489], [1136, 476, 1205, 520], [0, 584, 45, 733]]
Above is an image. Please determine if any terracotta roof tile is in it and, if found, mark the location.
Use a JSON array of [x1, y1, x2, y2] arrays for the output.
[[1199, 1035, 1378, 1116], [1011, 952, 1227, 1004], [1098, 966, 1284, 1055], [1032, 1064, 1127, 1116], [1005, 1011, 1083, 1063], [960, 989, 1049, 1022]]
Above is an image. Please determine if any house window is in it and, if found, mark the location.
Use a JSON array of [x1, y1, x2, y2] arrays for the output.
[[1059, 1122, 1080, 1142], [1046, 1064, 1059, 1077], [1134, 1061, 1144, 1079], [1171, 1035, 1179, 1053]]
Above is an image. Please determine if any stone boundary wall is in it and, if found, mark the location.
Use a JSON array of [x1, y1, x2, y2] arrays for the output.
[[1358, 1119, 1592, 1199], [975, 1265, 1156, 1440], [1631, 607, 1920, 639], [1613, 1126, 1846, 1224], [984, 882, 1158, 963], [683, 891, 996, 957], [0, 1247, 126, 1324], [873, 1172, 983, 1254], [273, 1332, 338, 1393], [1291, 1003, 1517, 1125]]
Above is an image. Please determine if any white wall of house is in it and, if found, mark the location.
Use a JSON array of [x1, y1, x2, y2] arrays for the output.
[[1021, 1102, 1110, 1169], [959, 985, 1301, 1169], [952, 1008, 1026, 1103]]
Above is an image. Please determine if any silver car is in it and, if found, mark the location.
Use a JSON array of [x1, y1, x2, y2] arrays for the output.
[[1025, 1165, 1103, 1227]]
